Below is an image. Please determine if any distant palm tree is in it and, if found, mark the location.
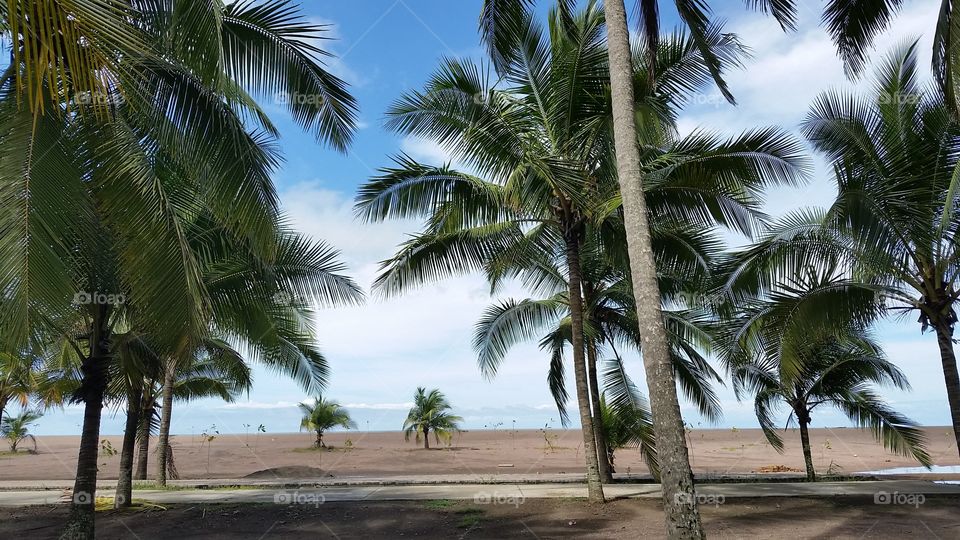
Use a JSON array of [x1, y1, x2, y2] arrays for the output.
[[299, 396, 356, 448], [403, 388, 463, 449], [1, 408, 41, 453]]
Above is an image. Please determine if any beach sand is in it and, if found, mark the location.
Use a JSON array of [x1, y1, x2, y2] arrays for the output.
[[1, 427, 957, 481]]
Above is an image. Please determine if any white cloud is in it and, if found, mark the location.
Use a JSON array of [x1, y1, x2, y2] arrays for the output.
[[343, 402, 415, 410], [677, 1, 941, 217]]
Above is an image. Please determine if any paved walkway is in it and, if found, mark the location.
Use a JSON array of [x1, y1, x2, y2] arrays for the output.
[[1, 480, 957, 507]]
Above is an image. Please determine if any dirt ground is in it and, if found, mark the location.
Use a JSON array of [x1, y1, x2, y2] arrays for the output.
[[2, 427, 957, 481], [3, 496, 959, 539]]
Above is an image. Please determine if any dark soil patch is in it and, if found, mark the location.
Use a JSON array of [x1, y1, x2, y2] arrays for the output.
[[3, 496, 959, 539]]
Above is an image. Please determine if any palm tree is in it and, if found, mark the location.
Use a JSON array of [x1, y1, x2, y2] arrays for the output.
[[1, 408, 41, 453], [720, 270, 931, 481], [791, 43, 960, 458], [152, 223, 363, 486], [359, 3, 803, 503], [473, 240, 724, 480], [0, 354, 36, 428], [0, 2, 358, 536], [110, 334, 253, 507], [476, 2, 802, 532], [299, 396, 356, 448], [598, 396, 657, 475], [403, 387, 463, 449]]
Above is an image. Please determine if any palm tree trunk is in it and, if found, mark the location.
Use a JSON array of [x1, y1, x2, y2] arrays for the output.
[[115, 385, 141, 508], [316, 431, 323, 448], [564, 228, 605, 502], [587, 338, 614, 483], [798, 415, 816, 482], [154, 361, 176, 487], [424, 427, 430, 449], [934, 321, 960, 457], [0, 397, 7, 429], [604, 0, 702, 536], [134, 397, 152, 481], [61, 305, 111, 540]]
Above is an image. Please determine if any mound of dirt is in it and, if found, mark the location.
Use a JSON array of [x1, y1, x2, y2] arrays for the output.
[[243, 466, 327, 479]]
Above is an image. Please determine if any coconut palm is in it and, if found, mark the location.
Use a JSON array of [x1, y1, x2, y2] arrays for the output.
[[473, 238, 724, 480], [0, 354, 38, 428], [781, 42, 960, 458], [1, 408, 41, 453], [151, 221, 363, 486], [0, 2, 359, 535], [109, 333, 253, 508], [403, 387, 463, 449], [720, 270, 931, 481], [299, 396, 356, 448], [598, 396, 657, 475], [474, 2, 806, 529], [358, 3, 804, 503]]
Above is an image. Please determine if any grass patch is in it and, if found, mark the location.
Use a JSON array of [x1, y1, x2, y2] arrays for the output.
[[454, 508, 485, 529], [423, 499, 456, 510], [94, 497, 167, 512]]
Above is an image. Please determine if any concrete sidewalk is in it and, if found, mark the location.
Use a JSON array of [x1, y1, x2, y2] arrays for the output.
[[1, 480, 957, 507], [0, 472, 878, 491]]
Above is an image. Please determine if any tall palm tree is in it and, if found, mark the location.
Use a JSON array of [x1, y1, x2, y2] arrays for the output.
[[359, 4, 803, 503], [792, 42, 960, 458], [720, 270, 931, 481], [0, 2, 359, 537], [477, 2, 787, 533], [299, 396, 356, 448], [403, 387, 463, 449]]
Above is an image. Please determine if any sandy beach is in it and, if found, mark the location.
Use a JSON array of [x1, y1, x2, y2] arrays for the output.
[[1, 427, 957, 482]]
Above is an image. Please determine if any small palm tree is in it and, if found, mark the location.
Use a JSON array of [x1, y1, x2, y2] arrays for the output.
[[403, 388, 463, 449], [1, 409, 41, 453], [598, 397, 657, 476], [299, 396, 356, 448]]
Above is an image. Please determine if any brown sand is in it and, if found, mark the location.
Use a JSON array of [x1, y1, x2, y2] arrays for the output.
[[4, 497, 960, 539], [1, 427, 957, 481]]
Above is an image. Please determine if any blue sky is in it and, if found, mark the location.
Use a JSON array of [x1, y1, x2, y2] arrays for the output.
[[26, 0, 957, 438]]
